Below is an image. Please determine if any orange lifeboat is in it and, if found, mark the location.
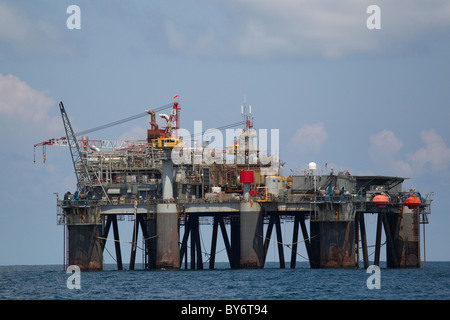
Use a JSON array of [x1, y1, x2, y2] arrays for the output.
[[405, 194, 421, 210], [373, 193, 390, 208]]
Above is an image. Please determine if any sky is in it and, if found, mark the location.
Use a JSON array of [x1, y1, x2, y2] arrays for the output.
[[0, 0, 449, 266]]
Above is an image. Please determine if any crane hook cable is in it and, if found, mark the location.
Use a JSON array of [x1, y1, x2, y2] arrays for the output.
[[74, 102, 173, 137]]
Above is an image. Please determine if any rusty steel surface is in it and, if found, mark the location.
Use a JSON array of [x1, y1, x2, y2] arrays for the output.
[[155, 203, 180, 269], [239, 202, 264, 268], [386, 207, 420, 268], [67, 225, 103, 271], [310, 221, 355, 268]]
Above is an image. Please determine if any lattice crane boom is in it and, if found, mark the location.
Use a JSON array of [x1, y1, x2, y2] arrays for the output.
[[59, 101, 90, 191], [59, 101, 110, 203]]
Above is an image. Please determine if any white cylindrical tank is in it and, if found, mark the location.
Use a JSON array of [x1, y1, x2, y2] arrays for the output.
[[265, 176, 281, 196]]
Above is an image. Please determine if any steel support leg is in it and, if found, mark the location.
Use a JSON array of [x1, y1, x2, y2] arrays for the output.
[[209, 216, 219, 269], [359, 213, 369, 269], [374, 212, 383, 266], [290, 215, 300, 268], [299, 214, 312, 266], [111, 215, 123, 270], [383, 212, 399, 267], [274, 214, 285, 268], [263, 214, 275, 266], [129, 219, 139, 270]]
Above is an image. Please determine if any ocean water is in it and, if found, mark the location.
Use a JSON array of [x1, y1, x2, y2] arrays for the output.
[[0, 262, 449, 300]]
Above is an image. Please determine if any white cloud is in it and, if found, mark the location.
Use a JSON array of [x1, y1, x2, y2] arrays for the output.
[[0, 2, 71, 55], [164, 20, 219, 55], [227, 0, 368, 59], [369, 128, 450, 177], [290, 123, 328, 154], [165, 20, 187, 50], [230, 0, 450, 59], [0, 73, 58, 128], [0, 73, 63, 161], [117, 125, 147, 141], [368, 129, 412, 177], [163, 0, 450, 60], [408, 129, 450, 173], [369, 129, 403, 156]]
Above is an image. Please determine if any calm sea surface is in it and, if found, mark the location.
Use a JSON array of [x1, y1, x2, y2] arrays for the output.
[[1, 262, 449, 300]]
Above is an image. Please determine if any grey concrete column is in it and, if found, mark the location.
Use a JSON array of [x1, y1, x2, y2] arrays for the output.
[[155, 203, 180, 269], [239, 201, 263, 268]]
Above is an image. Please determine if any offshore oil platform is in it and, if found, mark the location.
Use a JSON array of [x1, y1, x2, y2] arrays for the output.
[[34, 100, 432, 271]]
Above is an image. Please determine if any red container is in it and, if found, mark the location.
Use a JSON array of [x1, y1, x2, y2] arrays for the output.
[[240, 170, 254, 183]]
